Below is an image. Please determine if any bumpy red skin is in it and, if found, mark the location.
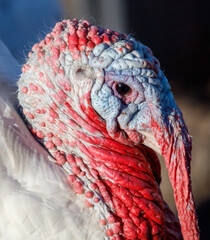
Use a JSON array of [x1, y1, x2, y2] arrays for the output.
[[18, 19, 199, 240]]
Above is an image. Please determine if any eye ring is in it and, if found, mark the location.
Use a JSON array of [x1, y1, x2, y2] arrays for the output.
[[116, 82, 131, 96]]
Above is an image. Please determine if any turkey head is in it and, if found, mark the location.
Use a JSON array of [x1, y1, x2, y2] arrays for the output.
[[18, 19, 199, 240]]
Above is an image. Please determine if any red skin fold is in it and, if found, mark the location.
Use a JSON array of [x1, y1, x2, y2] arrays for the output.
[[151, 116, 199, 240]]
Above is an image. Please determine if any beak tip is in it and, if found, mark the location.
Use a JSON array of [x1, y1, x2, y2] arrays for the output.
[[139, 130, 161, 154]]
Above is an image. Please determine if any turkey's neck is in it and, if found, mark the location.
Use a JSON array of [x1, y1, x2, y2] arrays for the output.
[[43, 99, 166, 240], [62, 128, 166, 240], [27, 95, 165, 239]]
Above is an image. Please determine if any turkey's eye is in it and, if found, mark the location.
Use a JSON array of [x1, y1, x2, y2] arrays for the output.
[[116, 83, 131, 96]]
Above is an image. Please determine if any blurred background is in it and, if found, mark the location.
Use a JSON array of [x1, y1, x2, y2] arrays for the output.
[[0, 0, 209, 238]]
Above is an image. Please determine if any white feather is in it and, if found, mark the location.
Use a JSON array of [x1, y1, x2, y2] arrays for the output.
[[0, 40, 104, 240]]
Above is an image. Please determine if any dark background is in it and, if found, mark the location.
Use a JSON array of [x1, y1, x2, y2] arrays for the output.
[[127, 0, 210, 102]]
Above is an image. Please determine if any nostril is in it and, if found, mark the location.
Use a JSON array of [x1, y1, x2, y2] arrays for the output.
[[116, 82, 131, 96]]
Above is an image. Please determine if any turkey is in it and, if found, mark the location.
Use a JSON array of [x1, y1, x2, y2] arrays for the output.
[[0, 19, 199, 240]]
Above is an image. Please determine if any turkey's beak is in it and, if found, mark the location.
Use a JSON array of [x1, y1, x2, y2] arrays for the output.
[[137, 130, 161, 154]]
